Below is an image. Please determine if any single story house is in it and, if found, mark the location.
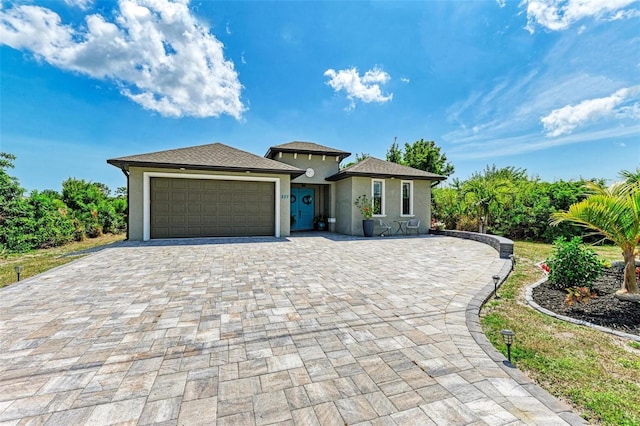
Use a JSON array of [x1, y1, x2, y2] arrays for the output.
[[107, 141, 445, 240]]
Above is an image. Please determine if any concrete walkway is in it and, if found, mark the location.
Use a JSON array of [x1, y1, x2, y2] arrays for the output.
[[0, 234, 583, 425]]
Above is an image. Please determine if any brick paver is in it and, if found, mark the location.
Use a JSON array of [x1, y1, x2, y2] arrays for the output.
[[0, 234, 583, 425]]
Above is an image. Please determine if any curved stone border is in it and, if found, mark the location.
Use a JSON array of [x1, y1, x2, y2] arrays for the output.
[[525, 278, 640, 343], [430, 229, 513, 259], [465, 258, 588, 425]]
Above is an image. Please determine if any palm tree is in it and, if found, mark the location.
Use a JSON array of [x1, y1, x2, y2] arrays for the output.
[[550, 178, 640, 295], [620, 167, 640, 192], [463, 175, 511, 234]]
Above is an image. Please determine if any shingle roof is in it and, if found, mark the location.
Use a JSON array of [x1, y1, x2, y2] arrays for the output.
[[107, 143, 305, 176], [326, 156, 446, 181], [265, 141, 351, 160]]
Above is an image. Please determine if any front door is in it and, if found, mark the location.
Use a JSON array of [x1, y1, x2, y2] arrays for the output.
[[290, 188, 314, 231]]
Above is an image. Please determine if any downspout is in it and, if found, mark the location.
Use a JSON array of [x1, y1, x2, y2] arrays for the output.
[[118, 164, 130, 240]]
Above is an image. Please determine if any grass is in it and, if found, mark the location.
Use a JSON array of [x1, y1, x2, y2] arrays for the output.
[[482, 241, 640, 425], [0, 234, 126, 288]]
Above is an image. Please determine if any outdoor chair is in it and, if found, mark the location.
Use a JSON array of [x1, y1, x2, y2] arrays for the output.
[[406, 219, 420, 235], [378, 219, 392, 236]]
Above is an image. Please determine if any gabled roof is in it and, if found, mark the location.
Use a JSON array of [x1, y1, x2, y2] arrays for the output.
[[107, 143, 305, 177], [326, 157, 446, 181], [265, 141, 351, 160]]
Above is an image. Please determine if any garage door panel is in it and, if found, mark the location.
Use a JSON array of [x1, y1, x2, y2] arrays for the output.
[[172, 192, 187, 202], [187, 180, 203, 190], [151, 177, 275, 238], [232, 193, 246, 202], [203, 193, 217, 202], [171, 204, 187, 215], [188, 203, 202, 214]]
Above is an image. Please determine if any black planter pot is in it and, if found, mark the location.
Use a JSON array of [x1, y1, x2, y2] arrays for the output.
[[362, 219, 375, 237]]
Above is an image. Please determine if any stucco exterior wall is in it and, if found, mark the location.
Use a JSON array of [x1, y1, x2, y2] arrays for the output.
[[413, 180, 433, 234], [334, 176, 434, 236], [127, 167, 291, 241], [334, 179, 354, 235], [275, 152, 341, 184]]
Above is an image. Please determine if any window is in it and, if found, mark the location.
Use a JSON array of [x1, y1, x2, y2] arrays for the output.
[[401, 181, 413, 216], [372, 179, 385, 216]]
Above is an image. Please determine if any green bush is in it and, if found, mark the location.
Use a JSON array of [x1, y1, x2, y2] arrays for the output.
[[29, 190, 75, 248], [545, 237, 604, 290], [433, 170, 589, 242], [0, 153, 127, 253]]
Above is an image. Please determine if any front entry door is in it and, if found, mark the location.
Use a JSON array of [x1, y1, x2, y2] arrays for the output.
[[291, 188, 314, 231]]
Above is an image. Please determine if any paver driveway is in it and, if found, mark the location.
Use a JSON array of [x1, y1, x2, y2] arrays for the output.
[[0, 235, 581, 425]]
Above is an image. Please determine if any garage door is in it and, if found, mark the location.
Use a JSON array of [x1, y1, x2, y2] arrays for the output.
[[150, 178, 275, 238]]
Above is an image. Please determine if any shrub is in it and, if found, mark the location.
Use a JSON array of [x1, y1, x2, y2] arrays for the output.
[[456, 215, 478, 232], [0, 153, 127, 252], [565, 286, 597, 305], [545, 236, 604, 290], [29, 190, 75, 248]]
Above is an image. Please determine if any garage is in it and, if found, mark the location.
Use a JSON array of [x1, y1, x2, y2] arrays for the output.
[[150, 177, 275, 238]]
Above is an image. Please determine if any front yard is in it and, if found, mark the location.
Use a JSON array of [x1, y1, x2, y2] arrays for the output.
[[0, 234, 125, 288], [482, 241, 640, 425]]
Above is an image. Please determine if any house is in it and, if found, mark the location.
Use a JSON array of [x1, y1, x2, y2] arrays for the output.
[[107, 141, 445, 240]]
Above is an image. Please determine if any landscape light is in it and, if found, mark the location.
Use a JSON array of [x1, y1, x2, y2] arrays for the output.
[[492, 275, 500, 299], [501, 329, 515, 362], [14, 265, 23, 282]]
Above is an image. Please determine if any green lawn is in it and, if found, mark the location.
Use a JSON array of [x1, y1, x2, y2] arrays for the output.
[[482, 241, 640, 426], [0, 234, 126, 288]]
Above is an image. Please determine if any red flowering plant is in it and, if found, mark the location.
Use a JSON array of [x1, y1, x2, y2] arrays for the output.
[[540, 262, 550, 274], [354, 194, 374, 220]]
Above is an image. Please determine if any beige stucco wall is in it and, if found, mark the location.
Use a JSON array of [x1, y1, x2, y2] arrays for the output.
[[275, 153, 341, 184], [127, 166, 291, 241], [334, 176, 434, 236], [335, 178, 354, 235]]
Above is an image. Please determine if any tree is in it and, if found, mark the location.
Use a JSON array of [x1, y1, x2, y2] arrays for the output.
[[551, 178, 640, 296], [342, 152, 370, 168], [458, 166, 516, 234], [115, 186, 127, 198], [432, 187, 462, 230], [620, 167, 640, 191], [462, 175, 511, 233], [386, 142, 403, 164], [402, 139, 454, 177], [0, 152, 30, 251]]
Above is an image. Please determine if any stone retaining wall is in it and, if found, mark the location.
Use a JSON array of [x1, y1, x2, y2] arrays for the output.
[[430, 229, 514, 259]]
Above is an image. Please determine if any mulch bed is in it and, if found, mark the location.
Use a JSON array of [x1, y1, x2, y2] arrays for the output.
[[531, 267, 640, 337]]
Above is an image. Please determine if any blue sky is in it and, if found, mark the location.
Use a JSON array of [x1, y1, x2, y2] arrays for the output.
[[1, 0, 639, 193]]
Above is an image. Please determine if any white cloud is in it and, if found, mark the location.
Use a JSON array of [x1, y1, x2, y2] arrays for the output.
[[448, 124, 640, 159], [400, 77, 410, 83], [324, 67, 393, 110], [496, 0, 507, 8], [541, 86, 640, 136], [0, 0, 244, 119], [522, 0, 639, 33], [64, 0, 94, 10]]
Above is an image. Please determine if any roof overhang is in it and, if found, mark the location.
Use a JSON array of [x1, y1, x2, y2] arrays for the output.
[[106, 159, 306, 178], [326, 171, 447, 182], [265, 147, 351, 161]]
